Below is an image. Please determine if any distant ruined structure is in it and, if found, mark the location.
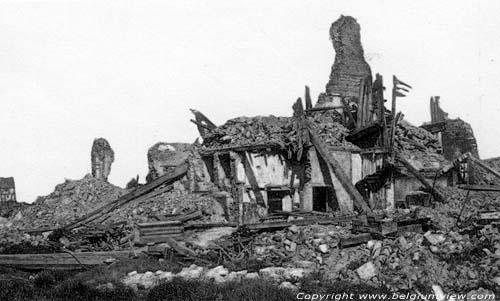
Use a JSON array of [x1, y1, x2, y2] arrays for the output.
[[91, 138, 114, 182], [0, 177, 16, 203], [421, 97, 479, 161]]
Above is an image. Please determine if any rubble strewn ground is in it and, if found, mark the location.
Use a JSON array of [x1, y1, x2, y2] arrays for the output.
[[5, 174, 126, 230]]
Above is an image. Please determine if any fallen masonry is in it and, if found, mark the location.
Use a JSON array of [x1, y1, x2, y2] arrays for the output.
[[0, 14, 499, 297]]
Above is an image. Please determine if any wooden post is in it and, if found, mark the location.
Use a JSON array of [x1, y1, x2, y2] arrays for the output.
[[341, 97, 357, 128], [358, 78, 365, 128], [390, 76, 397, 151], [305, 86, 313, 110]]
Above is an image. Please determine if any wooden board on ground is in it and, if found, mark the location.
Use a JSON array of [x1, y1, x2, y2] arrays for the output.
[[0, 250, 141, 270]]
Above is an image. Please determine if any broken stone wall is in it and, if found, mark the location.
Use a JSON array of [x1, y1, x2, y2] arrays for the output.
[[146, 142, 192, 183], [91, 138, 114, 182], [325, 15, 372, 102], [440, 118, 479, 161], [0, 177, 16, 203]]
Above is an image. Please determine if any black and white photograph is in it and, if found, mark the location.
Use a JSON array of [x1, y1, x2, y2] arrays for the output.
[[0, 1, 499, 300]]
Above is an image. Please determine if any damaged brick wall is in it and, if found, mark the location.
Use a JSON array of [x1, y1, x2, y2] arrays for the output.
[[325, 15, 372, 102], [91, 138, 114, 182]]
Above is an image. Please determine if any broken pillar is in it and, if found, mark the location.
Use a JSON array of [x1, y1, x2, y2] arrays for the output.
[[91, 138, 114, 182], [325, 15, 372, 103]]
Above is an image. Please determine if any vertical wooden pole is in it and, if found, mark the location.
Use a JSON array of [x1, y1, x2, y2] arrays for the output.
[[390, 75, 397, 151]]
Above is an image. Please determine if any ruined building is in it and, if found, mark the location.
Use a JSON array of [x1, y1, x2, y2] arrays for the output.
[[91, 138, 114, 182], [0, 177, 16, 203], [189, 15, 453, 223], [421, 97, 479, 161]]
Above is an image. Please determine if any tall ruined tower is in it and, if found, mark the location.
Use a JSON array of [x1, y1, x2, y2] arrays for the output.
[[326, 15, 372, 102]]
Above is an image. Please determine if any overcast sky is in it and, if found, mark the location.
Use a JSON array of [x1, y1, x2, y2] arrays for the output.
[[1, 0, 499, 203]]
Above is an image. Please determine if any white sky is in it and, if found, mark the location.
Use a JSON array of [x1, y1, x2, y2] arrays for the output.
[[1, 0, 499, 203]]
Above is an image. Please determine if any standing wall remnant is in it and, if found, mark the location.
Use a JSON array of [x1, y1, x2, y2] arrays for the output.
[[91, 138, 114, 182], [325, 15, 372, 102]]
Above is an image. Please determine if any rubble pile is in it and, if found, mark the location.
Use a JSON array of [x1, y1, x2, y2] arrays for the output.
[[5, 174, 126, 229], [479, 157, 500, 185], [202, 113, 356, 153], [251, 224, 351, 266], [417, 187, 500, 230], [122, 264, 312, 291], [395, 120, 448, 169], [308, 111, 357, 149], [396, 120, 442, 155], [109, 189, 226, 225], [202, 116, 291, 150]]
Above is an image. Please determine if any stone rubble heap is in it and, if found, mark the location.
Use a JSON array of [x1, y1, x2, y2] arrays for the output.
[[6, 174, 126, 230]]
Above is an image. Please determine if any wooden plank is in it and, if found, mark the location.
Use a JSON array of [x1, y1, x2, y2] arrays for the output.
[[140, 229, 184, 236], [62, 163, 188, 230], [307, 121, 372, 213], [137, 221, 182, 228], [339, 233, 372, 248], [139, 234, 183, 244], [458, 184, 500, 192], [0, 251, 139, 270]]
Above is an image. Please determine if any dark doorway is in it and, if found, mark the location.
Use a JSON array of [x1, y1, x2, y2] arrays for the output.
[[267, 190, 287, 213], [313, 186, 338, 212]]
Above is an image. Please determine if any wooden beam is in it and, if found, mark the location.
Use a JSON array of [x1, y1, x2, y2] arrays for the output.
[[468, 154, 500, 181], [340, 97, 357, 128], [62, 163, 188, 230], [306, 121, 371, 213], [395, 154, 445, 202], [305, 106, 343, 112], [0, 251, 140, 270]]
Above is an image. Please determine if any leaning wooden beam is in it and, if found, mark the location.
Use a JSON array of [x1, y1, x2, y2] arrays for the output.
[[190, 119, 212, 130], [189, 109, 217, 129], [307, 121, 371, 213], [395, 154, 445, 202], [62, 163, 188, 230], [468, 154, 500, 181], [0, 251, 140, 270]]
